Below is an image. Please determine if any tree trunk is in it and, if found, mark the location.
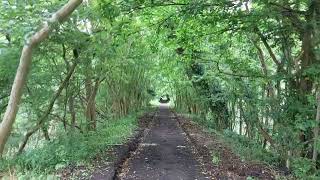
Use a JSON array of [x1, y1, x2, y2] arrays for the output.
[[286, 150, 292, 169], [298, 1, 318, 157], [239, 99, 243, 136], [62, 88, 68, 131], [86, 78, 101, 131], [62, 44, 69, 131], [312, 90, 320, 161], [69, 95, 76, 129], [257, 121, 276, 148], [0, 0, 82, 157], [41, 126, 50, 141], [254, 27, 282, 70]]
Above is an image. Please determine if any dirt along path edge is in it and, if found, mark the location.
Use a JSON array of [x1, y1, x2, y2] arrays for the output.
[[175, 112, 286, 180], [58, 112, 155, 180], [91, 112, 155, 180]]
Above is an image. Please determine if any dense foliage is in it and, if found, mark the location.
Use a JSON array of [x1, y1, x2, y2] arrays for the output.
[[0, 0, 319, 178]]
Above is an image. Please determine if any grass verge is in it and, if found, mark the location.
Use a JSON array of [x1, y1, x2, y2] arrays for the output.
[[0, 114, 139, 179]]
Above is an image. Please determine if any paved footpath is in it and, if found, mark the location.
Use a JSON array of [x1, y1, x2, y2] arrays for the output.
[[120, 105, 209, 180]]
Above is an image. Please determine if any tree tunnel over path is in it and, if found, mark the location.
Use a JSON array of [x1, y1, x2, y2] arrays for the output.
[[0, 0, 319, 178]]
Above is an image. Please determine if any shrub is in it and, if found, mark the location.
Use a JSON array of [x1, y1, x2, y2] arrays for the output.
[[0, 115, 138, 176]]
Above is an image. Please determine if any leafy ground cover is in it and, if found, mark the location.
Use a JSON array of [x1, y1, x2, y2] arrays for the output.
[[0, 114, 138, 179]]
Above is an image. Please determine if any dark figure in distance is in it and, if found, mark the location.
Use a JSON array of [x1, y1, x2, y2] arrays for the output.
[[159, 94, 170, 103]]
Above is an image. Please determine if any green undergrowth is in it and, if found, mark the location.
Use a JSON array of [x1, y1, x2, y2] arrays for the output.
[[220, 130, 281, 166], [0, 114, 140, 178], [185, 114, 281, 166], [220, 130, 319, 178], [186, 113, 320, 178]]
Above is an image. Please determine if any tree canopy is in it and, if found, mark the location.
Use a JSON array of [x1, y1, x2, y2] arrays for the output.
[[0, 0, 320, 178]]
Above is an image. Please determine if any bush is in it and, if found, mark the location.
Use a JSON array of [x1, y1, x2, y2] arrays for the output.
[[221, 130, 281, 166], [291, 157, 319, 178], [0, 115, 138, 176]]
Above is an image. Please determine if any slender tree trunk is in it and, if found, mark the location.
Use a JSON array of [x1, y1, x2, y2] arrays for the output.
[[85, 76, 92, 103], [312, 90, 320, 161], [84, 58, 94, 130], [254, 27, 282, 70], [252, 38, 276, 148], [63, 88, 68, 131], [231, 101, 236, 131], [62, 43, 69, 131], [298, 2, 318, 157], [239, 99, 243, 136], [0, 0, 82, 157], [257, 121, 276, 148], [86, 78, 101, 131], [69, 95, 76, 129], [41, 126, 50, 141], [286, 150, 292, 169]]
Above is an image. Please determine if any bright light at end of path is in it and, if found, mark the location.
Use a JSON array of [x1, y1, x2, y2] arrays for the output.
[[159, 103, 170, 108]]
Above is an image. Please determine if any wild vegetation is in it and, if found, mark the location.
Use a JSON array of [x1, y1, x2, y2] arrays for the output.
[[0, 0, 319, 178]]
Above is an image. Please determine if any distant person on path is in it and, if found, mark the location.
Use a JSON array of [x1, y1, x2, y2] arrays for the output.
[[159, 94, 170, 103]]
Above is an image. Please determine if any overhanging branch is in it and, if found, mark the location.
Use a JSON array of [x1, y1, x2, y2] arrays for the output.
[[215, 61, 267, 79]]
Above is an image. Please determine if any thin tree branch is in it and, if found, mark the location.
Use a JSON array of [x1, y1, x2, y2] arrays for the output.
[[17, 60, 78, 155], [215, 61, 266, 79], [254, 27, 282, 68], [269, 2, 306, 14]]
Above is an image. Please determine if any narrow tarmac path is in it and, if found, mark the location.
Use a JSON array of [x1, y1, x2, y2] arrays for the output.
[[118, 105, 208, 180]]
